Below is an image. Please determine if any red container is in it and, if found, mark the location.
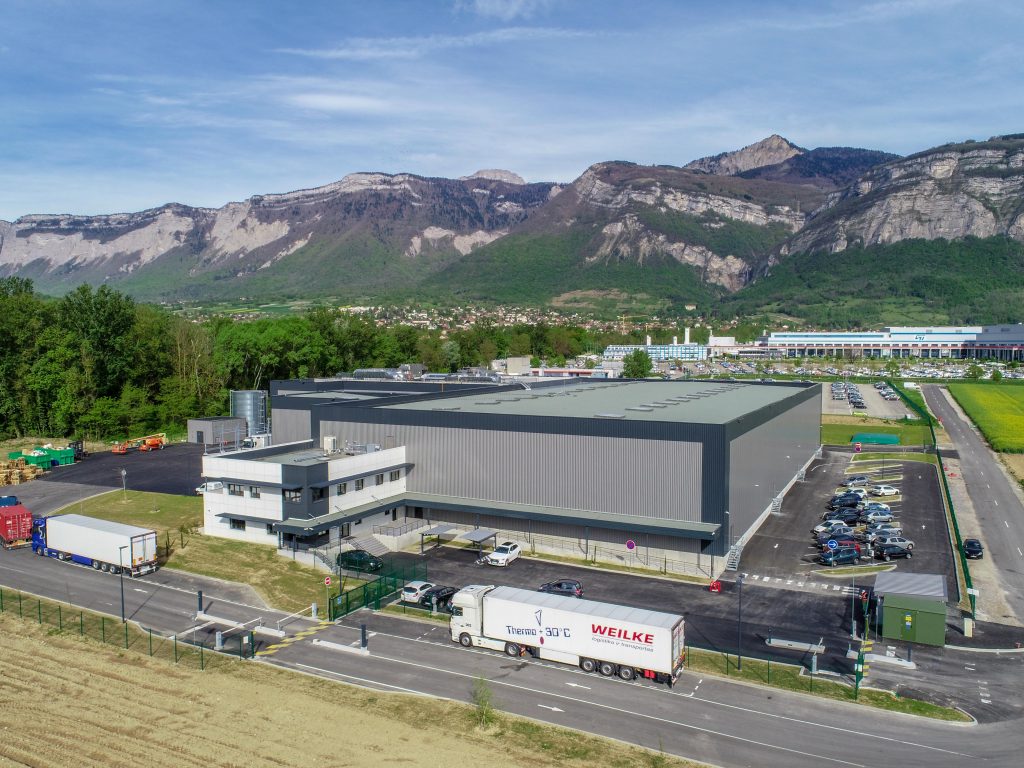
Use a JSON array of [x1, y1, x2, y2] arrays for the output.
[[0, 505, 33, 547]]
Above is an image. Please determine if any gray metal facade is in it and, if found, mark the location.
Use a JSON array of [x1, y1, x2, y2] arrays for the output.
[[727, 392, 821, 542], [187, 417, 246, 445], [269, 378, 820, 555]]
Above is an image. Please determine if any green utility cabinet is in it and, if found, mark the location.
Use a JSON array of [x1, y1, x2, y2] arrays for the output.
[[880, 594, 946, 646]]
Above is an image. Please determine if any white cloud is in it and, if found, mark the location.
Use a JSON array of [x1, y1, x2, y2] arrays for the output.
[[285, 93, 397, 114], [455, 0, 554, 21], [276, 26, 592, 61]]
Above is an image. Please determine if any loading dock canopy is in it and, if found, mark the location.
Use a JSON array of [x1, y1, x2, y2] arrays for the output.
[[461, 528, 498, 556], [419, 524, 456, 554]]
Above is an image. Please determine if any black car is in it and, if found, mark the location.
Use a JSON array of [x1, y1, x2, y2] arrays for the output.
[[419, 585, 458, 610], [336, 548, 383, 572], [823, 509, 863, 524], [828, 495, 863, 510], [539, 579, 584, 598], [963, 539, 984, 559], [874, 544, 913, 562]]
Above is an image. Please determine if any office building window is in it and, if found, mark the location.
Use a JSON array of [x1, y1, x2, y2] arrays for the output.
[[389, 470, 401, 482], [312, 487, 325, 502], [355, 479, 364, 491], [227, 483, 244, 497], [283, 489, 302, 503], [250, 486, 260, 498], [266, 523, 274, 535], [375, 474, 384, 486], [337, 482, 347, 496], [230, 519, 245, 531]]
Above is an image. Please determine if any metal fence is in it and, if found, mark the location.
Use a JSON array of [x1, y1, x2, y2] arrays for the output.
[[328, 560, 428, 620], [0, 587, 254, 670], [523, 532, 715, 579]]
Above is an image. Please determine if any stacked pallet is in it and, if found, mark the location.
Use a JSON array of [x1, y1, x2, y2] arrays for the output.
[[0, 458, 44, 487]]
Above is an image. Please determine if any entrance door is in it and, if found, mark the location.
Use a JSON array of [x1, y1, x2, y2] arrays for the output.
[[196, 430, 204, 443], [340, 522, 351, 538]]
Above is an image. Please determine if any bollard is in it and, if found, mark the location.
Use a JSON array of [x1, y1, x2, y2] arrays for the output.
[[361, 623, 368, 650], [311, 601, 318, 621], [215, 631, 224, 651], [197, 590, 203, 614]]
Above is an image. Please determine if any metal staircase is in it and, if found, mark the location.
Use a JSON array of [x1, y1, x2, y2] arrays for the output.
[[724, 544, 743, 571], [344, 535, 390, 557]]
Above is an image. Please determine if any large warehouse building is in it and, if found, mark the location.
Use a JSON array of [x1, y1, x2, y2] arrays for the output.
[[200, 378, 820, 575]]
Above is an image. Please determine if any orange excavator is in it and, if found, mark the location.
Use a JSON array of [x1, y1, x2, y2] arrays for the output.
[[112, 433, 167, 454]]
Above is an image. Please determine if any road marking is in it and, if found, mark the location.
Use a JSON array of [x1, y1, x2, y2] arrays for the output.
[[133, 588, 148, 593], [993, 500, 998, 507], [1018, 547, 1023, 557], [1005, 521, 1010, 528], [566, 682, 591, 690], [538, 704, 564, 712]]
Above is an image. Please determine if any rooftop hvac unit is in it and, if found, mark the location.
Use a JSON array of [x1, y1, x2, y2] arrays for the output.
[[323, 435, 338, 453]]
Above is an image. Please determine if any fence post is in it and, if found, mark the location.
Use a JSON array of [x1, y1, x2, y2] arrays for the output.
[[124, 622, 129, 649], [80, 611, 84, 636], [173, 635, 178, 663], [18, 592, 23, 618], [200, 642, 205, 671], [101, 617, 106, 643], [0, 587, 4, 612], [37, 600, 42, 623], [58, 605, 62, 631], [149, 628, 153, 656]]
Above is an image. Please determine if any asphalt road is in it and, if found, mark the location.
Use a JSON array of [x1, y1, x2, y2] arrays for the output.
[[3, 535, 1023, 766], [924, 385, 1024, 623]]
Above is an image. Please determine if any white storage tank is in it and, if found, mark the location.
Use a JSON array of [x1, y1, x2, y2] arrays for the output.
[[230, 390, 269, 437]]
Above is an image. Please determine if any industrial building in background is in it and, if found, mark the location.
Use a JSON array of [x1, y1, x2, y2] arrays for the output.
[[188, 389, 272, 452], [199, 377, 820, 577]]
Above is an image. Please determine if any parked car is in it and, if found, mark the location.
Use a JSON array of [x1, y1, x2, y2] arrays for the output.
[[857, 501, 891, 514], [963, 539, 984, 559], [822, 509, 864, 525], [863, 522, 902, 539], [874, 544, 913, 562], [874, 536, 914, 550], [858, 510, 895, 524], [400, 580, 436, 603], [419, 585, 458, 610], [819, 546, 862, 566], [870, 484, 899, 496], [818, 534, 860, 550], [814, 524, 855, 539], [844, 475, 871, 487], [336, 548, 384, 573], [828, 495, 863, 510], [486, 541, 522, 566], [813, 520, 852, 535], [538, 579, 584, 598]]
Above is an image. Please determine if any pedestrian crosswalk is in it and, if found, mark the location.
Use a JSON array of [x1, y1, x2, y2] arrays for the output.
[[256, 621, 333, 656], [740, 572, 860, 595]]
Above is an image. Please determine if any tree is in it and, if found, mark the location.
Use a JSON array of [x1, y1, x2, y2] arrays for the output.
[[991, 368, 1003, 382], [966, 363, 983, 379], [622, 349, 653, 378]]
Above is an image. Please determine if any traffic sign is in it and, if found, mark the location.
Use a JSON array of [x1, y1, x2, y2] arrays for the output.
[[625, 539, 636, 550], [826, 539, 838, 550], [324, 576, 332, 586]]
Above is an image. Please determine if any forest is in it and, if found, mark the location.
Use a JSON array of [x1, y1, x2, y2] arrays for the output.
[[0, 277, 669, 442]]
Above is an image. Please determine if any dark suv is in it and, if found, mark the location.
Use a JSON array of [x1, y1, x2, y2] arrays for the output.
[[336, 548, 383, 573], [818, 546, 861, 566]]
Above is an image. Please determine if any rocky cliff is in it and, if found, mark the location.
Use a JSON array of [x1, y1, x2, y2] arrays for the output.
[[787, 135, 1024, 254]]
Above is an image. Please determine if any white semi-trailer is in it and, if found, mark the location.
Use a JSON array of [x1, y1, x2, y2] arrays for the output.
[[450, 585, 685, 685], [32, 514, 158, 577]]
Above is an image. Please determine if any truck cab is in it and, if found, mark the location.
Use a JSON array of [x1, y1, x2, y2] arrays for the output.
[[450, 584, 490, 646]]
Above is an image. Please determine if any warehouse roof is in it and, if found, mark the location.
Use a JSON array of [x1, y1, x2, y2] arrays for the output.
[[379, 380, 806, 424]]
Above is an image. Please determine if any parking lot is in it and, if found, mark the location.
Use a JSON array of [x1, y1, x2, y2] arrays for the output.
[[34, 442, 206, 496], [821, 380, 911, 420], [738, 450, 958, 599]]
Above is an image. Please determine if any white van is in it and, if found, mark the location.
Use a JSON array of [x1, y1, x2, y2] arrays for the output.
[[195, 481, 224, 495]]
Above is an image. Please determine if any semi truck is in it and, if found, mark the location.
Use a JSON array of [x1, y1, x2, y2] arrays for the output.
[[31, 514, 159, 577], [450, 585, 685, 686], [1, 504, 33, 549]]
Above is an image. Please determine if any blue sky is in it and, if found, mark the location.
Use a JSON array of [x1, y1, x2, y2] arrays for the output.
[[2, 0, 1022, 220]]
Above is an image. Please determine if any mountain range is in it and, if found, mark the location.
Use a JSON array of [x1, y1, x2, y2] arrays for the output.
[[2, 133, 1023, 323]]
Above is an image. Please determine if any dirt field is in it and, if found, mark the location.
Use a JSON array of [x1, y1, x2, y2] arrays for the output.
[[0, 616, 693, 768]]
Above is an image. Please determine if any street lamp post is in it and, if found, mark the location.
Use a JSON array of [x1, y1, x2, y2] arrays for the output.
[[118, 544, 128, 623], [736, 575, 744, 672], [120, 468, 127, 502]]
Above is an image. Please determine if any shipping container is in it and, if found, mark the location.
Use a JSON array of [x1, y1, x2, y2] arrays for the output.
[[0, 505, 33, 548]]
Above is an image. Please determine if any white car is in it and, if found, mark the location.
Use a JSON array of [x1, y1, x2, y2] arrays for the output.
[[486, 541, 522, 566], [813, 520, 851, 535], [870, 485, 899, 497], [400, 580, 435, 603]]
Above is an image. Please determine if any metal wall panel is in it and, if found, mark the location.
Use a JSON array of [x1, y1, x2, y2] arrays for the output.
[[319, 420, 704, 522], [727, 393, 820, 542], [272, 409, 312, 444]]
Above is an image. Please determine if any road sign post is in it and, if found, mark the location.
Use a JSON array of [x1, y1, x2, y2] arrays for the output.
[[324, 575, 332, 616]]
